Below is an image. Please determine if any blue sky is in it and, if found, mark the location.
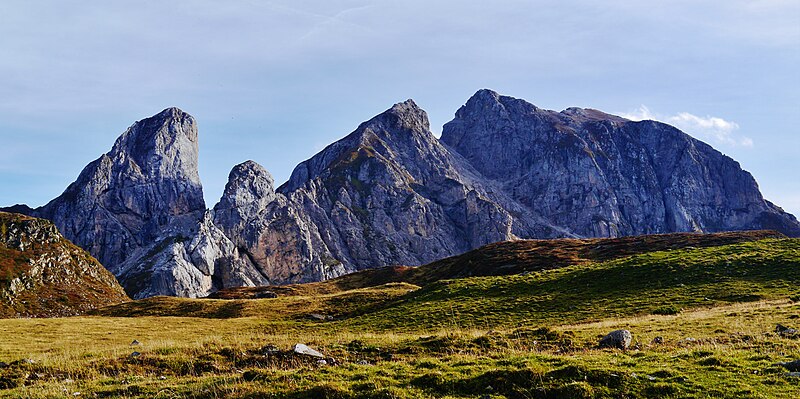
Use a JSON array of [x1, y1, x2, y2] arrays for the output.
[[1, 1, 798, 216]]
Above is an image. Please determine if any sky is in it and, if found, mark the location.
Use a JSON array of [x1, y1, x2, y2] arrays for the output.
[[1, 0, 798, 216]]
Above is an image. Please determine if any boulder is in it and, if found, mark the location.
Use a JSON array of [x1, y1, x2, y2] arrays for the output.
[[599, 329, 632, 349], [293, 343, 324, 358]]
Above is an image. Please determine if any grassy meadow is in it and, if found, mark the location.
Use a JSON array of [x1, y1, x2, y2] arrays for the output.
[[1, 238, 799, 398]]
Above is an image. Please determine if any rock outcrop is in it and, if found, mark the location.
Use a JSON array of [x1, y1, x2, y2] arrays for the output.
[[0, 212, 129, 317], [9, 108, 216, 298], [212, 160, 345, 285]]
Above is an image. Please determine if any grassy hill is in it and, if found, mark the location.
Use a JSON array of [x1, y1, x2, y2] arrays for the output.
[[1, 233, 799, 397], [209, 230, 783, 299]]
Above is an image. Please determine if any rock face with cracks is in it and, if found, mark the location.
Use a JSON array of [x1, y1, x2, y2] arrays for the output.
[[5, 90, 799, 298], [441, 89, 800, 238]]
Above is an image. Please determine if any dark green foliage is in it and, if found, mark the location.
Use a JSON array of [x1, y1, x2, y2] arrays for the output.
[[653, 305, 681, 315]]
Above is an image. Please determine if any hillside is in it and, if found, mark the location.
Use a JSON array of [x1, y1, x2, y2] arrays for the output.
[[98, 235, 799, 328], [0, 212, 129, 318], [210, 230, 783, 298], [3, 235, 799, 398], [356, 237, 800, 330]]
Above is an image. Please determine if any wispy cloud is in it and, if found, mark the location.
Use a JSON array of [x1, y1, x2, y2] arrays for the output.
[[620, 105, 753, 147]]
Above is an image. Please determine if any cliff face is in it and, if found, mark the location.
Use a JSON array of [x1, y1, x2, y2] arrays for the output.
[[441, 89, 800, 238], [265, 100, 550, 276], [212, 160, 342, 285], [0, 212, 129, 317], [4, 91, 798, 299], [22, 108, 217, 298], [32, 108, 205, 272]]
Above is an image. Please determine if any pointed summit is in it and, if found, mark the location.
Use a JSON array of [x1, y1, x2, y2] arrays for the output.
[[457, 89, 542, 118], [29, 107, 207, 297], [214, 160, 277, 228], [109, 107, 200, 185], [282, 99, 435, 192], [369, 99, 430, 133]]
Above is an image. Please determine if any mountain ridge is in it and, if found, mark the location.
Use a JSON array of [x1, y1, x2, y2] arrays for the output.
[[3, 89, 799, 299]]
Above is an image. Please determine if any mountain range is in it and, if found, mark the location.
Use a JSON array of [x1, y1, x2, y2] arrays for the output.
[[4, 89, 799, 299]]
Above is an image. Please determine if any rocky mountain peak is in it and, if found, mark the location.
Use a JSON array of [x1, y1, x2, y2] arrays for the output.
[[109, 107, 201, 186], [372, 99, 430, 134], [442, 90, 800, 238], [228, 160, 275, 188], [349, 99, 432, 149], [457, 89, 542, 119], [281, 100, 434, 193], [214, 160, 278, 224], [22, 106, 207, 293]]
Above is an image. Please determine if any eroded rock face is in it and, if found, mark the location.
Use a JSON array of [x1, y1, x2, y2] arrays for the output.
[[23, 108, 209, 298], [32, 107, 205, 271], [267, 100, 557, 277], [212, 160, 349, 284], [441, 89, 800, 237]]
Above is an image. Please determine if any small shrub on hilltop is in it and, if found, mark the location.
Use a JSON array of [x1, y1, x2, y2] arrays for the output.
[[653, 305, 681, 315]]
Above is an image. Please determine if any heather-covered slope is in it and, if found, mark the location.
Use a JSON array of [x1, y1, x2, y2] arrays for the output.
[[0, 212, 129, 317]]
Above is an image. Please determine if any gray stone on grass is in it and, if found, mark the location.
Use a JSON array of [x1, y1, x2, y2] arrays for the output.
[[599, 329, 632, 350], [293, 343, 324, 359]]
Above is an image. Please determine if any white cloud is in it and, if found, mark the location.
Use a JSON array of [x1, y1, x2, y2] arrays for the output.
[[618, 105, 657, 122], [620, 105, 753, 148]]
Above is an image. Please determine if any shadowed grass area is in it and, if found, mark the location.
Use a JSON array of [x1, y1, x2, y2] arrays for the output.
[[94, 283, 418, 319], [212, 230, 783, 298]]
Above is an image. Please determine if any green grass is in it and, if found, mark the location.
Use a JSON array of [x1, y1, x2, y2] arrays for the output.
[[350, 239, 800, 330], [1, 300, 799, 398], [1, 238, 800, 397]]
